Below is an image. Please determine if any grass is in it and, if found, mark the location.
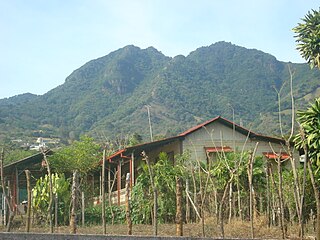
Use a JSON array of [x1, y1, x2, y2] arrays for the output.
[[0, 216, 316, 239]]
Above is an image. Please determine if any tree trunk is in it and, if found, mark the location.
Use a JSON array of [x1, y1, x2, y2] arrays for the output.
[[176, 177, 183, 236], [247, 151, 254, 239], [236, 179, 242, 220], [70, 170, 78, 234], [191, 169, 197, 223], [142, 151, 157, 236], [185, 179, 190, 224], [277, 157, 286, 239], [307, 160, 320, 240], [108, 167, 116, 225], [153, 188, 158, 236], [228, 182, 233, 223], [219, 179, 232, 238], [247, 142, 258, 239], [81, 192, 85, 227], [266, 164, 271, 228], [269, 163, 285, 238], [55, 194, 58, 228]]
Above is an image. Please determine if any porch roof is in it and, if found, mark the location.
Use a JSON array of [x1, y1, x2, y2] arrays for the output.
[[4, 149, 52, 173], [107, 135, 182, 162]]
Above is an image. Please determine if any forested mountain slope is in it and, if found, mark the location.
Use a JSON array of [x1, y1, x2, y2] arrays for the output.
[[0, 42, 319, 142]]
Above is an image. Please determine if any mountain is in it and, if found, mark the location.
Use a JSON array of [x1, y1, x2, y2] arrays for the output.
[[0, 42, 319, 143]]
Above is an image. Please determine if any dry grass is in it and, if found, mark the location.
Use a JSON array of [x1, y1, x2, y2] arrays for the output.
[[0, 217, 316, 239]]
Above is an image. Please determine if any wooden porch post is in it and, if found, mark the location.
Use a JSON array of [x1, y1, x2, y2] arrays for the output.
[[15, 168, 19, 205], [129, 158, 132, 188]]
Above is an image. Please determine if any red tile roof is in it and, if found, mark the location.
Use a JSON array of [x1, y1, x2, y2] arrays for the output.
[[179, 116, 285, 144], [179, 116, 220, 136]]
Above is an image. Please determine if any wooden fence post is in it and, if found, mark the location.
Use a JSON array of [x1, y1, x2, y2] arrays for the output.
[[25, 170, 31, 232], [125, 173, 132, 235]]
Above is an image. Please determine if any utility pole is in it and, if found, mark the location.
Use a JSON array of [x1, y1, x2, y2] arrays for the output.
[[146, 105, 154, 142]]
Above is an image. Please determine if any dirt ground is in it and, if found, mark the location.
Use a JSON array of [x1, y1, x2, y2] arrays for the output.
[[0, 218, 316, 239]]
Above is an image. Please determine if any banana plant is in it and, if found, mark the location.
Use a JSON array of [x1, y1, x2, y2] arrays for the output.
[[32, 173, 70, 225]]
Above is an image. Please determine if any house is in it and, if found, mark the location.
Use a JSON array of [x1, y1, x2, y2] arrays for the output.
[[104, 116, 298, 205]]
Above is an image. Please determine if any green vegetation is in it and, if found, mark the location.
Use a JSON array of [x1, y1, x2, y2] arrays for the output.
[[84, 205, 125, 225], [4, 149, 37, 165], [293, 8, 320, 69], [32, 173, 70, 225], [49, 135, 101, 175], [131, 152, 185, 224]]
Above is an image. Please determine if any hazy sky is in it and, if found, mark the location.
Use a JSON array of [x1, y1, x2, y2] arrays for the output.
[[1, 0, 319, 99]]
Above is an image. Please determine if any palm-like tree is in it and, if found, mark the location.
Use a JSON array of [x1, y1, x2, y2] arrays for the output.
[[293, 8, 320, 69], [294, 98, 320, 165]]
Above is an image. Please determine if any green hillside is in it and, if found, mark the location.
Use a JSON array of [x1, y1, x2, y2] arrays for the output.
[[0, 42, 319, 143]]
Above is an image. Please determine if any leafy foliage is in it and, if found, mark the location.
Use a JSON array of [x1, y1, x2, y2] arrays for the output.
[[211, 152, 266, 194], [293, 8, 320, 69], [131, 152, 185, 224], [32, 173, 70, 225], [49, 135, 101, 174], [84, 204, 125, 225], [294, 98, 320, 166], [4, 149, 37, 165]]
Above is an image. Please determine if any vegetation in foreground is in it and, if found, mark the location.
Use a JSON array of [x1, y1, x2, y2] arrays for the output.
[[0, 219, 310, 239]]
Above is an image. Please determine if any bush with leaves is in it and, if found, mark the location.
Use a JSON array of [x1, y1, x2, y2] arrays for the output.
[[84, 204, 125, 225], [131, 152, 186, 224], [32, 173, 70, 225]]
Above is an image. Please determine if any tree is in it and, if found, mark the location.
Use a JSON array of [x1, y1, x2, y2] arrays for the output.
[[293, 8, 320, 240], [49, 135, 101, 233], [294, 99, 320, 240], [293, 6, 320, 171], [4, 149, 37, 165], [50, 135, 101, 175], [293, 8, 320, 69], [295, 99, 320, 166]]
